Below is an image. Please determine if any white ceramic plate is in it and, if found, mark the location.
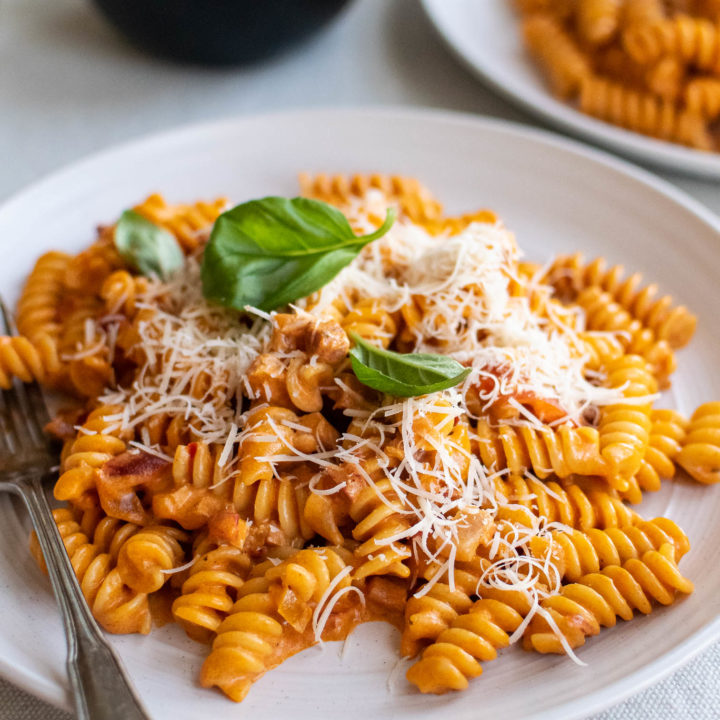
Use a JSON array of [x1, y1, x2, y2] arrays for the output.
[[0, 109, 718, 720], [421, 0, 720, 179]]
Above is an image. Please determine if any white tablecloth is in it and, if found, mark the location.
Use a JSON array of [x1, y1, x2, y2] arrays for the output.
[[0, 1, 717, 718]]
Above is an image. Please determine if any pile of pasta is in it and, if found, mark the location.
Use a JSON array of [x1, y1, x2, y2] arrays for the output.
[[514, 0, 720, 151], [5, 173, 718, 703]]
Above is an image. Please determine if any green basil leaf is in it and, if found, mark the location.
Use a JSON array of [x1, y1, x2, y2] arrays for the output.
[[114, 210, 184, 279], [201, 196, 395, 312], [349, 333, 471, 398]]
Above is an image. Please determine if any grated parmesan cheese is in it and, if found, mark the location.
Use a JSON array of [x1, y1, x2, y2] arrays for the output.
[[100, 256, 269, 444]]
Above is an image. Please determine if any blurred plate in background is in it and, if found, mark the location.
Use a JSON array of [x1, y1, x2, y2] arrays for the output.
[[421, 0, 720, 179]]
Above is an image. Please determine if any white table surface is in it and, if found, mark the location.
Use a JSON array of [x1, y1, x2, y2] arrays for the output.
[[0, 0, 718, 718]]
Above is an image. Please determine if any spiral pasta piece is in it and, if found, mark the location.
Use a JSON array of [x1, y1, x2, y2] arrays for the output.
[[172, 441, 230, 491], [396, 297, 425, 351], [16, 251, 71, 341], [38, 509, 151, 634], [116, 525, 188, 593], [547, 253, 697, 349], [54, 405, 127, 507], [493, 475, 640, 531], [341, 298, 398, 349], [547, 253, 625, 301], [151, 441, 245, 533], [301, 472, 350, 546], [132, 193, 227, 252], [645, 56, 685, 101], [677, 401, 720, 484], [0, 334, 61, 388], [55, 291, 114, 397], [577, 286, 676, 383], [621, 408, 688, 501], [406, 598, 524, 694], [579, 76, 712, 150], [238, 406, 297, 486], [299, 173, 444, 230], [547, 518, 690, 582], [598, 355, 657, 489], [592, 44, 648, 87], [234, 471, 314, 547], [684, 76, 720, 120], [56, 293, 104, 356], [523, 14, 592, 98], [416, 556, 497, 602], [578, 331, 625, 371], [92, 514, 140, 558], [200, 588, 286, 702], [624, 14, 720, 70], [524, 544, 693, 653], [172, 544, 251, 642], [285, 354, 334, 413], [136, 413, 190, 454], [401, 583, 474, 658], [248, 314, 348, 411], [350, 476, 412, 580], [621, 0, 665, 30], [62, 228, 123, 295], [100, 270, 149, 317], [575, 0, 622, 46], [265, 547, 353, 632], [72, 505, 105, 540], [68, 355, 114, 399], [475, 419, 606, 480]]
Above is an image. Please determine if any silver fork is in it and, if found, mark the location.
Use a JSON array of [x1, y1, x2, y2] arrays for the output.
[[0, 299, 150, 720]]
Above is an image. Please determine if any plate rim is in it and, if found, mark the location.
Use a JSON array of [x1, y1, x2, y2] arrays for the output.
[[420, 0, 720, 179], [0, 105, 719, 719]]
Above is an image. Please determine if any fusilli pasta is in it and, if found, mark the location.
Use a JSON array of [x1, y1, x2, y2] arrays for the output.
[[16, 177, 708, 705], [514, 0, 720, 151]]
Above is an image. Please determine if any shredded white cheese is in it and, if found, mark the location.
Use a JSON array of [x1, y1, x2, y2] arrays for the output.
[[100, 256, 269, 444]]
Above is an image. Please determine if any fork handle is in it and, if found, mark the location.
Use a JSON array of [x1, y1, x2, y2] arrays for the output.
[[15, 475, 150, 720]]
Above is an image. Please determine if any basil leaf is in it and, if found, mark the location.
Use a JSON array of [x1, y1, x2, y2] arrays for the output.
[[114, 210, 184, 279], [201, 196, 395, 312], [349, 333, 471, 397]]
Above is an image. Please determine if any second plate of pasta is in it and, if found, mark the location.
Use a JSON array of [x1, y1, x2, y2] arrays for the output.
[[422, 0, 720, 178], [0, 108, 719, 720]]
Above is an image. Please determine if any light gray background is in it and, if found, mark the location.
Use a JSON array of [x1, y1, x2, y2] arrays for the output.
[[0, 0, 718, 718]]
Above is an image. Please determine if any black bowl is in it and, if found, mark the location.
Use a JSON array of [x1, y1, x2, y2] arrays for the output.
[[92, 0, 353, 66]]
